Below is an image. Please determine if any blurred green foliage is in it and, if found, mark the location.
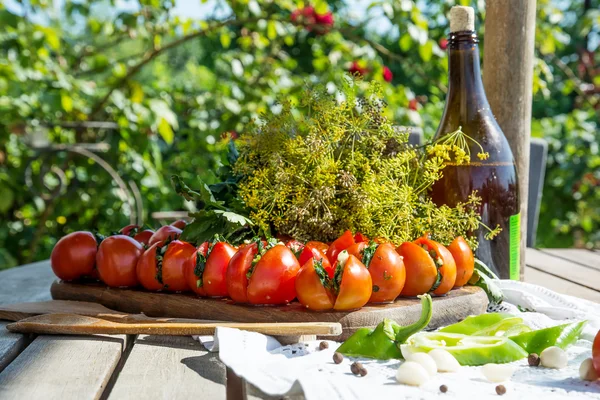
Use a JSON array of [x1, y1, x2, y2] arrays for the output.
[[0, 0, 598, 269]]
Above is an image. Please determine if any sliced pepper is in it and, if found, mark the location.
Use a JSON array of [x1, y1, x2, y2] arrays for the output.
[[509, 320, 587, 355], [440, 313, 516, 335], [469, 259, 504, 305], [403, 332, 528, 366], [336, 294, 433, 360]]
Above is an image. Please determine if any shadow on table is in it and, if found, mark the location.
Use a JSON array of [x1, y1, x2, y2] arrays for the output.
[[181, 353, 226, 385]]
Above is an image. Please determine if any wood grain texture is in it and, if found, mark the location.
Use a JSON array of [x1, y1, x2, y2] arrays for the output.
[[483, 0, 537, 281], [108, 335, 226, 400], [0, 334, 127, 400], [51, 281, 488, 340], [540, 249, 600, 272], [0, 260, 55, 305], [525, 266, 600, 303], [526, 248, 600, 292], [0, 322, 30, 373], [7, 314, 342, 336]]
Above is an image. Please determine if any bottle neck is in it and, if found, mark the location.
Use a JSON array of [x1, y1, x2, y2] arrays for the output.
[[444, 31, 490, 115]]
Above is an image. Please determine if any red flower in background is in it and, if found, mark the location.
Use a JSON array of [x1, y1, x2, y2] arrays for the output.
[[439, 38, 448, 50], [349, 61, 368, 77], [382, 66, 393, 82], [291, 5, 334, 34], [221, 131, 239, 141], [408, 99, 418, 111]]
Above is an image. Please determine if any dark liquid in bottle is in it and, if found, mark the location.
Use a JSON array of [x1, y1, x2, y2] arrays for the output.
[[430, 162, 519, 279]]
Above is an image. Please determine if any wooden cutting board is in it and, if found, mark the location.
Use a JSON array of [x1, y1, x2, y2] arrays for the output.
[[51, 281, 488, 340]]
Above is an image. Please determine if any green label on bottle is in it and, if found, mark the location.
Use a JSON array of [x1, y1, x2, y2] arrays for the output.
[[509, 213, 521, 280]]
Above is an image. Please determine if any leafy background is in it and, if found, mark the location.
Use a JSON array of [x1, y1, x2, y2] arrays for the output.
[[0, 0, 598, 269]]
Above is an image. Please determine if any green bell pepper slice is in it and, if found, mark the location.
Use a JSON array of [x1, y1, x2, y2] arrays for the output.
[[440, 313, 532, 337], [404, 332, 528, 366], [336, 294, 433, 360], [509, 320, 586, 354]]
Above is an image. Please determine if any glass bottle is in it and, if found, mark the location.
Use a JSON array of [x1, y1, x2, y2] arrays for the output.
[[430, 6, 520, 280]]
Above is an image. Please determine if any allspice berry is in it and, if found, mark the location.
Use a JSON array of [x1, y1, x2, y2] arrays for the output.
[[528, 353, 541, 367], [319, 341, 329, 350], [333, 352, 343, 364], [359, 366, 368, 377], [440, 385, 448, 393], [350, 361, 363, 375], [495, 385, 507, 395]]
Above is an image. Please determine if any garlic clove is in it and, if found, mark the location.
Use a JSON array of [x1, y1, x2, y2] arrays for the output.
[[481, 363, 516, 383], [579, 358, 599, 381], [540, 346, 568, 369], [400, 344, 416, 361], [429, 349, 461, 372], [396, 361, 430, 386], [410, 352, 437, 377]]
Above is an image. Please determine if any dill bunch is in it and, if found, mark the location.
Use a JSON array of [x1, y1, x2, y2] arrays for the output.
[[234, 79, 486, 246]]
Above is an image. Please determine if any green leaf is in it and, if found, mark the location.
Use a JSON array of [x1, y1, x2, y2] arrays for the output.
[[60, 92, 73, 112], [220, 32, 231, 49], [171, 175, 223, 209], [399, 34, 412, 52], [157, 118, 174, 144], [267, 21, 277, 40], [418, 40, 433, 62], [0, 186, 14, 213], [214, 210, 253, 227]]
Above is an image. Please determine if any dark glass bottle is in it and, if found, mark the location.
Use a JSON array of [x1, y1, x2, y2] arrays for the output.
[[430, 14, 520, 280]]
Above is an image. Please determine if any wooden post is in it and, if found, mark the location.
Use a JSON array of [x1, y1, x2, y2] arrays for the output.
[[483, 1, 537, 281]]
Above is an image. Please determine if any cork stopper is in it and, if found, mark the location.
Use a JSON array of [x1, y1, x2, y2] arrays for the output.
[[449, 6, 475, 32]]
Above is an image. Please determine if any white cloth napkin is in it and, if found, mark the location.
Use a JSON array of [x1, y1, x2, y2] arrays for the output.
[[197, 280, 600, 399]]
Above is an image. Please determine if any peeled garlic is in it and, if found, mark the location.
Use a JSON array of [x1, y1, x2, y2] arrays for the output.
[[396, 361, 430, 386], [540, 346, 568, 369], [429, 349, 460, 372], [579, 358, 599, 381], [481, 363, 516, 383], [400, 344, 416, 361], [410, 352, 437, 377]]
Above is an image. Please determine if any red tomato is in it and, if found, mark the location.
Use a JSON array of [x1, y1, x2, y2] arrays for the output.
[[447, 236, 475, 287], [136, 243, 164, 291], [413, 236, 457, 296], [51, 231, 98, 281], [186, 242, 237, 297], [295, 258, 335, 311], [350, 242, 406, 303], [396, 242, 438, 297], [148, 225, 182, 246], [227, 243, 259, 303], [298, 245, 334, 278], [96, 235, 143, 287], [354, 232, 369, 243], [247, 245, 301, 305], [333, 254, 372, 310], [285, 240, 305, 259], [187, 242, 210, 296], [133, 229, 154, 246], [161, 240, 195, 292], [593, 329, 600, 377], [326, 230, 355, 265], [305, 241, 329, 254], [171, 219, 187, 229], [120, 224, 140, 236]]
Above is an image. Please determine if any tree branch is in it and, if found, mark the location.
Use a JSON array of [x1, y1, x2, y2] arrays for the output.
[[89, 17, 264, 118]]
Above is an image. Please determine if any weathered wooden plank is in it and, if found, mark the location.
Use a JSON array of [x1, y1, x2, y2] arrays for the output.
[[526, 248, 600, 292], [0, 334, 126, 400], [483, 1, 537, 281], [0, 322, 30, 373], [108, 335, 225, 399], [0, 261, 55, 305], [525, 266, 600, 303], [540, 248, 600, 272]]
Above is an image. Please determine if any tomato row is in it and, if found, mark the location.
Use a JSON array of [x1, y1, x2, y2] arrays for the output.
[[50, 225, 475, 311]]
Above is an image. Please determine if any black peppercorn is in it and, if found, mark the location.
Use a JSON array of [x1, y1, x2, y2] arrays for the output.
[[440, 385, 448, 393], [359, 367, 367, 377]]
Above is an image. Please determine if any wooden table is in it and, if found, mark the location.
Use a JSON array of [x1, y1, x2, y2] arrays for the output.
[[0, 248, 598, 399]]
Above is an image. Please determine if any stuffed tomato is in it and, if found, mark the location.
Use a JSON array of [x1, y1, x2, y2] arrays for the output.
[[185, 241, 237, 297], [136, 239, 195, 292], [346, 241, 405, 303], [295, 250, 372, 311], [227, 240, 301, 305]]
